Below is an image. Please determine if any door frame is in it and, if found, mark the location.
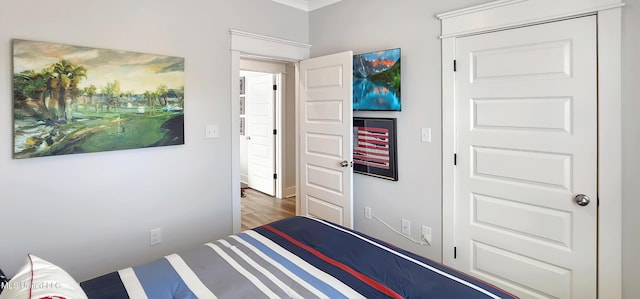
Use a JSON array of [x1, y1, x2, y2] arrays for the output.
[[230, 29, 311, 233], [438, 1, 624, 297]]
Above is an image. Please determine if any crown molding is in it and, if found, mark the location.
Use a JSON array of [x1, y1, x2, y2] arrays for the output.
[[272, 0, 343, 12]]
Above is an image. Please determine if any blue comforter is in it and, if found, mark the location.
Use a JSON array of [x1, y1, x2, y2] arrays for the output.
[[81, 216, 517, 298]]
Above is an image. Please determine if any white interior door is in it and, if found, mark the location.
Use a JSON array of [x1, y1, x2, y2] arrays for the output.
[[299, 51, 354, 228], [246, 72, 276, 196], [452, 16, 597, 298]]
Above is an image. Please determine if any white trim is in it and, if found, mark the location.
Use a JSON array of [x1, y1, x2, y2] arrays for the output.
[[272, 0, 342, 12], [284, 185, 297, 198], [439, 1, 623, 298], [294, 63, 302, 217], [441, 37, 456, 265], [230, 30, 311, 62], [231, 50, 241, 233], [436, 0, 525, 20], [308, 0, 342, 11], [231, 30, 310, 234], [437, 0, 625, 39], [275, 73, 283, 199], [438, 3, 625, 39], [596, 8, 623, 298], [272, 0, 308, 11]]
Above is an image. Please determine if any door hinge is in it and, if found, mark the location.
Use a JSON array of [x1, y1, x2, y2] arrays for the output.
[[273, 129, 277, 135], [454, 247, 457, 259], [273, 84, 277, 91], [273, 173, 277, 180], [453, 60, 457, 72], [454, 153, 457, 166]]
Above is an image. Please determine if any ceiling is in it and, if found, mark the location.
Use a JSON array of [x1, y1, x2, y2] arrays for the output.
[[272, 0, 343, 12]]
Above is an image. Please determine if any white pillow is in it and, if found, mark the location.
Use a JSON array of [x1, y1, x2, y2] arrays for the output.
[[0, 254, 87, 299]]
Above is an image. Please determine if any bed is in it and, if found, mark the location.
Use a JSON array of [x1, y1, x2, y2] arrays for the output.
[[77, 216, 516, 298], [0, 216, 516, 298]]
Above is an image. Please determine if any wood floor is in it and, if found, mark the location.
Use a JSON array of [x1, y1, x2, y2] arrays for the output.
[[241, 187, 295, 231]]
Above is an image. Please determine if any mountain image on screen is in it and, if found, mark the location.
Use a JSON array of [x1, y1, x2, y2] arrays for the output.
[[353, 48, 401, 111]]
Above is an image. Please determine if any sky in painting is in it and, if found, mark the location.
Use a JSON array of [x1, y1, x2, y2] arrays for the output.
[[13, 39, 184, 94], [359, 48, 400, 63]]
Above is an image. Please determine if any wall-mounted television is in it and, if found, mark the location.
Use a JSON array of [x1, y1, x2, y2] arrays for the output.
[[353, 48, 401, 111]]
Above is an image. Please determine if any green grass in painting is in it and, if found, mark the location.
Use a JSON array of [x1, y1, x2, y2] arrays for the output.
[[25, 107, 184, 157], [80, 114, 172, 152]]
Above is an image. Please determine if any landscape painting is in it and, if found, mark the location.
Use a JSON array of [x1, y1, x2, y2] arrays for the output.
[[353, 48, 401, 111], [12, 39, 185, 159]]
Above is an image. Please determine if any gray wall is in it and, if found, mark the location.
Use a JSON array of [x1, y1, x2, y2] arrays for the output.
[[284, 63, 298, 196], [0, 0, 307, 281], [310, 0, 477, 262], [311, 0, 639, 297], [622, 0, 640, 297]]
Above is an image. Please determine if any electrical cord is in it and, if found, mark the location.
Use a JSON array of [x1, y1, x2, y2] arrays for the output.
[[371, 214, 431, 246]]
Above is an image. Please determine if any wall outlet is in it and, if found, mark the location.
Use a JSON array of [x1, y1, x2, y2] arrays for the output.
[[401, 219, 411, 235], [150, 228, 162, 246], [205, 124, 219, 139], [422, 225, 432, 245], [364, 206, 372, 220]]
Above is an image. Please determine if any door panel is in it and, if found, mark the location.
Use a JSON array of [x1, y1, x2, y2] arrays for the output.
[[246, 72, 276, 196], [299, 51, 353, 228], [472, 39, 572, 80], [454, 16, 597, 298], [472, 97, 571, 132]]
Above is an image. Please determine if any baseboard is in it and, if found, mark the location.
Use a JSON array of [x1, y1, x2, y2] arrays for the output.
[[283, 186, 296, 198], [240, 174, 248, 185]]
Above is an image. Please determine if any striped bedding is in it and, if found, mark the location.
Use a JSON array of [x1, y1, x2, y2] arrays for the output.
[[81, 216, 517, 298]]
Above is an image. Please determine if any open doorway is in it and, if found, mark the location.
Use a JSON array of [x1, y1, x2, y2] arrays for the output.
[[240, 70, 277, 196], [239, 58, 296, 230], [230, 29, 311, 233]]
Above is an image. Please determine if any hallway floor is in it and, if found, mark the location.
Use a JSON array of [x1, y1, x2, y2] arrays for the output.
[[241, 188, 295, 231]]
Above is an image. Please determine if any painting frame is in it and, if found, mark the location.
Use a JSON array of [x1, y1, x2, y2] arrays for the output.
[[353, 117, 398, 181], [353, 48, 401, 111], [12, 39, 185, 159]]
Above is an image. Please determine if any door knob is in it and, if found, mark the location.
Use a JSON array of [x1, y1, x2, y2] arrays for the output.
[[340, 160, 349, 167], [246, 136, 251, 140], [575, 194, 590, 206]]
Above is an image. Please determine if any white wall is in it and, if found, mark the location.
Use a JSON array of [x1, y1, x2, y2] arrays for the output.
[[622, 0, 640, 297], [0, 0, 307, 281], [311, 3, 640, 297]]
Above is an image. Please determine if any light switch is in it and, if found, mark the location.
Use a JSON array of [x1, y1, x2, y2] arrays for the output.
[[205, 124, 219, 139], [421, 128, 431, 143]]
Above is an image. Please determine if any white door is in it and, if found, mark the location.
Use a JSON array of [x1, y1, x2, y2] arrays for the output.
[[299, 51, 354, 228], [246, 72, 276, 196], [452, 16, 597, 298]]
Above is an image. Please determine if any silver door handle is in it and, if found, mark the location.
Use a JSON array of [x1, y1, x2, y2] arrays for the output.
[[575, 194, 590, 206], [340, 160, 349, 167], [246, 136, 251, 140]]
